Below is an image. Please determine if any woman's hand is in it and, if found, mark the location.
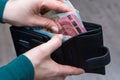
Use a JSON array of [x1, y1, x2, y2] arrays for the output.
[[3, 0, 72, 32], [24, 34, 84, 80]]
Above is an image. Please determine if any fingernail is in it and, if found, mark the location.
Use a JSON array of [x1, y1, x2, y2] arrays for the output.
[[51, 26, 59, 33]]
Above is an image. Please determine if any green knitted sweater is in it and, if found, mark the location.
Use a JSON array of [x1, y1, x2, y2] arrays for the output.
[[0, 0, 7, 22], [0, 55, 34, 80]]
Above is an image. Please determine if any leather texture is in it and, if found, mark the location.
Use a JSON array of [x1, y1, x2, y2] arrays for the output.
[[10, 22, 111, 75]]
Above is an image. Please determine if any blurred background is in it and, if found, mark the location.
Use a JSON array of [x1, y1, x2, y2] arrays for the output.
[[0, 0, 120, 80]]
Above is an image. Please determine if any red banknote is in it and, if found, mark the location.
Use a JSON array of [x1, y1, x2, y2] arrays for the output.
[[56, 14, 86, 36]]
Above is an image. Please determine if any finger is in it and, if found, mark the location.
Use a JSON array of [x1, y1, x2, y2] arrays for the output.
[[40, 0, 66, 14], [38, 34, 63, 55], [41, 0, 72, 12], [31, 16, 59, 32], [58, 65, 85, 76]]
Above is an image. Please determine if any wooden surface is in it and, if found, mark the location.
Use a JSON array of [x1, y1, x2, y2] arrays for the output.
[[0, 0, 120, 80]]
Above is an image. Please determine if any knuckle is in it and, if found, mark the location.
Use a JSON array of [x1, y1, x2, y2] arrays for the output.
[[44, 20, 51, 27], [44, 19, 54, 27]]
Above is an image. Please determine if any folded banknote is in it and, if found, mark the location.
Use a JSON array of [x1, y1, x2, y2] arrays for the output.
[[42, 0, 87, 36]]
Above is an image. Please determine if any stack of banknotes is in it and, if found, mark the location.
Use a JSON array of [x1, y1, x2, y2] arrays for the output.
[[33, 0, 87, 41]]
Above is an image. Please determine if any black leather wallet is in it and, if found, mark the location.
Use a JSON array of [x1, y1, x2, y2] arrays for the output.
[[10, 22, 111, 75]]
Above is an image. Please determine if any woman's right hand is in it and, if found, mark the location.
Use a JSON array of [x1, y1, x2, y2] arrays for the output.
[[24, 34, 84, 80]]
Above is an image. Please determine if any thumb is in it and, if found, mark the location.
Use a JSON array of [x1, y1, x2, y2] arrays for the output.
[[58, 64, 85, 76], [38, 34, 63, 55], [31, 16, 59, 32]]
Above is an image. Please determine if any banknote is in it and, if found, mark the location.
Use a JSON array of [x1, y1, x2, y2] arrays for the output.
[[67, 14, 87, 32], [64, 0, 74, 8], [32, 27, 71, 42], [43, 10, 87, 35], [43, 11, 86, 30], [56, 14, 79, 36], [43, 9, 82, 22], [42, 0, 87, 36], [43, 0, 83, 22]]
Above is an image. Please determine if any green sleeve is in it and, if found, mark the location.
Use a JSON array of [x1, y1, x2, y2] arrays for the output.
[[0, 0, 8, 22], [0, 55, 34, 80]]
